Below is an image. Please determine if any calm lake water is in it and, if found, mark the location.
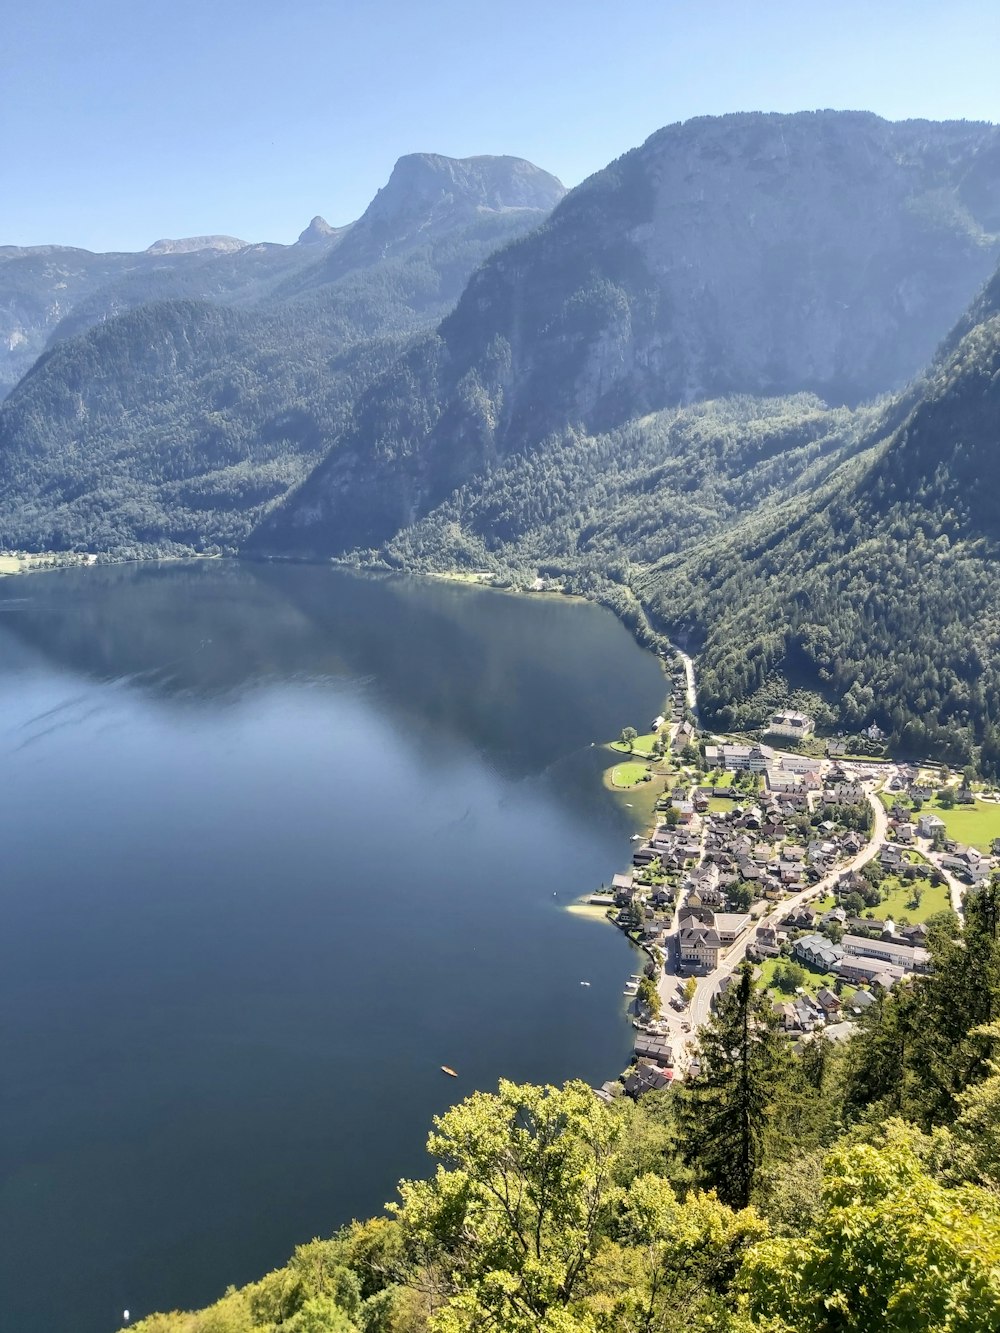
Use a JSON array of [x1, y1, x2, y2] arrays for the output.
[[0, 561, 665, 1333]]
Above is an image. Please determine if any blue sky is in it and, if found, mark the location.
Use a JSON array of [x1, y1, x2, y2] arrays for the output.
[[4, 0, 998, 252]]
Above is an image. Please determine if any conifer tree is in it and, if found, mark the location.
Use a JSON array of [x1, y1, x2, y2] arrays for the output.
[[678, 964, 789, 1207]]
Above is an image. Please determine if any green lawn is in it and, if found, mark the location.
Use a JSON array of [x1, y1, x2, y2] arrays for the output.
[[756, 957, 839, 999], [708, 796, 736, 813], [609, 732, 662, 758], [875, 876, 950, 924], [704, 769, 737, 789], [609, 761, 652, 788], [934, 802, 1000, 852]]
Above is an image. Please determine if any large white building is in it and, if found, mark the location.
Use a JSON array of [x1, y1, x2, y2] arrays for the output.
[[767, 709, 815, 741]]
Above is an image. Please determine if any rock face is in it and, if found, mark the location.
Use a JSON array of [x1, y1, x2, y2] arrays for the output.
[[364, 152, 566, 224], [296, 215, 344, 244], [145, 235, 248, 255], [282, 153, 566, 292], [267, 111, 1000, 556]]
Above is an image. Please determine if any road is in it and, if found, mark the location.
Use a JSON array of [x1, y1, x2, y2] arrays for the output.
[[656, 787, 888, 1060], [675, 647, 698, 720]]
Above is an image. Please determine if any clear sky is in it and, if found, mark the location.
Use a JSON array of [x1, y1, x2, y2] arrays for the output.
[[4, 0, 998, 252]]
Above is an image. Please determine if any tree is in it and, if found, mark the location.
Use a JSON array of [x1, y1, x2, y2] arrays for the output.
[[683, 977, 697, 1004], [637, 977, 661, 1018], [738, 1123, 1000, 1332], [729, 882, 754, 913], [938, 787, 956, 809], [678, 965, 790, 1207], [391, 1080, 626, 1331], [620, 727, 638, 751], [589, 1174, 766, 1332], [772, 962, 807, 995]]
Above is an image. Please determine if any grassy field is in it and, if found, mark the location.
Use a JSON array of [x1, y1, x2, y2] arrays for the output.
[[935, 803, 1000, 852], [0, 555, 21, 574], [609, 731, 662, 758], [708, 796, 736, 813], [875, 876, 950, 923], [703, 769, 736, 788], [609, 761, 653, 788]]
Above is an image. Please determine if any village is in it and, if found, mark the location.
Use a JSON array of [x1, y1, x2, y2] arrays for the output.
[[592, 686, 1000, 1104]]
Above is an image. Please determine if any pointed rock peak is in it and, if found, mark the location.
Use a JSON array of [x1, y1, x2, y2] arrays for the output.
[[145, 235, 247, 256], [364, 153, 565, 224], [297, 215, 340, 245]]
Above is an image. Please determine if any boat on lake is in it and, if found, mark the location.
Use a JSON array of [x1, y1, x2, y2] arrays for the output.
[[440, 1066, 458, 1078]]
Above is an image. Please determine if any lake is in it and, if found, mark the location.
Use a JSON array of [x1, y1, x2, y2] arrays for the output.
[[0, 561, 666, 1333]]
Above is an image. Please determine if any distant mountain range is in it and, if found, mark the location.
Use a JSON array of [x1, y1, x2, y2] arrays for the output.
[[3, 111, 1000, 762]]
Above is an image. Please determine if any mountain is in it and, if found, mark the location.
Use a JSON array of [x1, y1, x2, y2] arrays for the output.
[[636, 262, 1000, 766], [273, 152, 565, 297], [0, 237, 327, 396], [0, 153, 562, 399], [263, 111, 1000, 556], [297, 215, 344, 245], [145, 235, 248, 255], [0, 154, 564, 553]]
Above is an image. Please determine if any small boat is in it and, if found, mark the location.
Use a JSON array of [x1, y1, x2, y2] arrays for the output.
[[440, 1066, 458, 1078], [579, 980, 591, 987]]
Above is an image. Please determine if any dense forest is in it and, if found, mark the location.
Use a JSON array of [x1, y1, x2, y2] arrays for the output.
[[121, 885, 1000, 1332], [639, 266, 1000, 768], [0, 161, 561, 555]]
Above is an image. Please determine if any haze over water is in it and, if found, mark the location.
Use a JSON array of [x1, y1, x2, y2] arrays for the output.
[[0, 561, 665, 1333]]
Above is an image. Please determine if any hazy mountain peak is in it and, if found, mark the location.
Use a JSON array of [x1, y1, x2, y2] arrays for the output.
[[296, 215, 342, 245], [145, 235, 248, 256], [363, 152, 565, 225]]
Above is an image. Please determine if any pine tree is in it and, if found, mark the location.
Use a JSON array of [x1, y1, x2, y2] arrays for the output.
[[678, 963, 790, 1207]]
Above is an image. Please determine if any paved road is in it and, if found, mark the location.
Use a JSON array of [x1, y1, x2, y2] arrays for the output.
[[656, 787, 888, 1061]]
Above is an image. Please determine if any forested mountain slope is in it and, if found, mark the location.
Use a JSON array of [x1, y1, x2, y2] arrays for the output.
[[0, 154, 563, 399], [0, 237, 323, 397], [265, 111, 1000, 556], [640, 264, 1000, 766], [0, 157, 563, 553]]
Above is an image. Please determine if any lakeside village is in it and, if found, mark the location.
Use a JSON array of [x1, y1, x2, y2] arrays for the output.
[[588, 690, 1000, 1104]]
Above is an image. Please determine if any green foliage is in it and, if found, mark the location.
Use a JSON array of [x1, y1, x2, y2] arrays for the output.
[[739, 1124, 1000, 1332], [678, 966, 791, 1207]]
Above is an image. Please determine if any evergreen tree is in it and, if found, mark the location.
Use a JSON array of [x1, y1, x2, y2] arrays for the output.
[[678, 964, 789, 1207]]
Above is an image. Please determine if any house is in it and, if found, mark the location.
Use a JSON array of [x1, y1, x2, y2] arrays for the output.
[[612, 872, 635, 899], [793, 933, 845, 971], [849, 988, 878, 1014], [917, 814, 946, 839], [880, 843, 904, 869], [634, 1035, 674, 1067], [623, 1062, 673, 1099], [767, 709, 815, 741], [815, 987, 842, 1019], [794, 996, 822, 1031], [836, 957, 905, 987]]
